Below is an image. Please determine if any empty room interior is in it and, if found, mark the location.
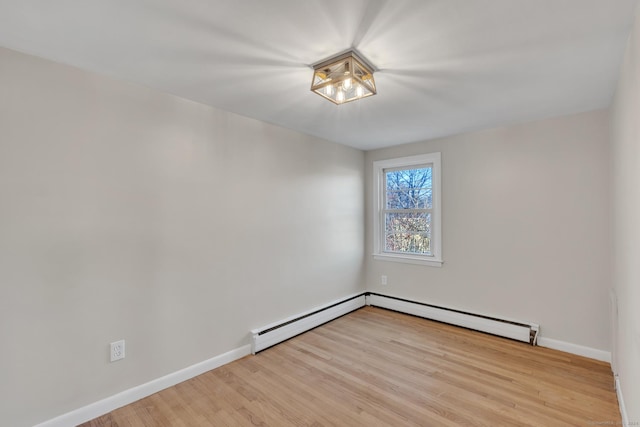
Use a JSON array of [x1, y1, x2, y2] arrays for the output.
[[1, 1, 639, 426]]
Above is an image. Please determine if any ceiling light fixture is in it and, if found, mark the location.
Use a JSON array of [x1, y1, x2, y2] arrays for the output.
[[311, 50, 376, 105]]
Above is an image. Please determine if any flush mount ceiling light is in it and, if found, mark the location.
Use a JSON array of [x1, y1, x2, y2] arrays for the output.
[[311, 50, 377, 105]]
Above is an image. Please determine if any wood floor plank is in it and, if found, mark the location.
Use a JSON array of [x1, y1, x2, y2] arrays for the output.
[[79, 307, 621, 426]]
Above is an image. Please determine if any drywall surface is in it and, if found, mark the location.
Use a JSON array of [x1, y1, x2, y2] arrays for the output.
[[0, 46, 365, 426], [611, 3, 640, 422], [365, 109, 611, 352]]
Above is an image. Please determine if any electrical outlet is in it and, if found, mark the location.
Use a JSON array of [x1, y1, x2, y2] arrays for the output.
[[110, 340, 125, 362], [381, 275, 388, 285]]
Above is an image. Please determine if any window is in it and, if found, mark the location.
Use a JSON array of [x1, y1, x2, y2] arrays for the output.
[[373, 153, 442, 266]]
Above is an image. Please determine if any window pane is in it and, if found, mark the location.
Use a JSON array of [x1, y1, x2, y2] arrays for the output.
[[385, 212, 431, 254], [385, 233, 431, 254], [385, 167, 432, 209]]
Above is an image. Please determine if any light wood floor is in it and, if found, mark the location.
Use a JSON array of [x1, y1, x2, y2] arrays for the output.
[[81, 307, 620, 426]]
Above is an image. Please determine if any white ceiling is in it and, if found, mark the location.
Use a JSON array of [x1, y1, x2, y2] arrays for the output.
[[0, 0, 637, 150]]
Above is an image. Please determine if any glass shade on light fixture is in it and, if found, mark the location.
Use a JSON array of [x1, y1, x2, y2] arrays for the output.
[[311, 50, 376, 105]]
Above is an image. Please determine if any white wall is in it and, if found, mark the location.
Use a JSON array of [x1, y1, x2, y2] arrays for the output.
[[611, 3, 640, 422], [0, 46, 365, 427], [365, 110, 611, 352]]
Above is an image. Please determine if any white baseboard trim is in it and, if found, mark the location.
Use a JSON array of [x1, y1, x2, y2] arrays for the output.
[[33, 344, 252, 427], [537, 337, 611, 362], [615, 376, 629, 426]]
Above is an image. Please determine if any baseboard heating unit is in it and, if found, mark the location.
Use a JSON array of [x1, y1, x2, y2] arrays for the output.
[[251, 293, 366, 354], [367, 293, 539, 344], [250, 292, 539, 354]]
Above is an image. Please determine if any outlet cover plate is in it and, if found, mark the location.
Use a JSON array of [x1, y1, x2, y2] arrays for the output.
[[110, 340, 125, 362]]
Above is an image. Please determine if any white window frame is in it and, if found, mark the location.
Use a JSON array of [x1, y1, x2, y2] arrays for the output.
[[373, 152, 443, 267]]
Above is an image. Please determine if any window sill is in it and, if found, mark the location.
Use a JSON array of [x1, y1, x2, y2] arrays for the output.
[[373, 253, 443, 267]]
